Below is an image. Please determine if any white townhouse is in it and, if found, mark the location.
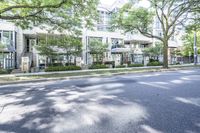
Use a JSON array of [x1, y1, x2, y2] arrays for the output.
[[0, 0, 184, 71]]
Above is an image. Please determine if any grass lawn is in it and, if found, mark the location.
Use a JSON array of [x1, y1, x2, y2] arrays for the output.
[[0, 65, 199, 84]]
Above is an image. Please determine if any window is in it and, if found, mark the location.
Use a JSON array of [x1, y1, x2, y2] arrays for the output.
[[97, 26, 104, 31], [140, 45, 145, 48], [2, 31, 13, 46]]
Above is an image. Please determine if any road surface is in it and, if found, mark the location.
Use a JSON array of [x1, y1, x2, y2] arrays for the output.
[[0, 69, 200, 133]]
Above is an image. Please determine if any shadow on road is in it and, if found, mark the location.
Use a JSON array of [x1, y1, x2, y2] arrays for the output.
[[0, 70, 200, 133]]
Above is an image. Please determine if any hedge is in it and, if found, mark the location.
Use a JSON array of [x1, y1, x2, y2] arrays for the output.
[[0, 69, 12, 74], [115, 65, 126, 68], [45, 66, 81, 72], [65, 63, 75, 66], [128, 64, 144, 67], [104, 61, 114, 65], [93, 61, 103, 65], [89, 64, 109, 69], [48, 63, 63, 67], [147, 61, 163, 66]]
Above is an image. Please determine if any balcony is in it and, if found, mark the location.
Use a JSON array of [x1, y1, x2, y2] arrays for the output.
[[111, 44, 130, 54]]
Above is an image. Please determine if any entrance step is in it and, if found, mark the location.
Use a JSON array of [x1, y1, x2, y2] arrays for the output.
[[11, 69, 23, 74]]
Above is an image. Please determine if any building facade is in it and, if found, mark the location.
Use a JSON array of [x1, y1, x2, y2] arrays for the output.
[[0, 0, 183, 70]]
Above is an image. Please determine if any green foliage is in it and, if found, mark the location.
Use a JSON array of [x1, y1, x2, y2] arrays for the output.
[[0, 69, 8, 74], [45, 66, 81, 72], [113, 0, 199, 68], [182, 31, 200, 56], [48, 63, 63, 67], [89, 64, 108, 69], [0, 69, 12, 74], [57, 35, 82, 56], [112, 3, 154, 33], [147, 61, 163, 66], [149, 59, 158, 62], [104, 61, 115, 65], [65, 63, 75, 66], [35, 35, 57, 59], [0, 42, 6, 50], [128, 64, 144, 67], [0, 0, 99, 33], [36, 34, 82, 63], [143, 43, 163, 59], [89, 39, 108, 54], [89, 39, 108, 62], [115, 65, 126, 68], [92, 61, 103, 65]]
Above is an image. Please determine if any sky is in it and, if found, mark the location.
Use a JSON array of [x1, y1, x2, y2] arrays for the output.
[[100, 0, 150, 8], [100, 0, 116, 5]]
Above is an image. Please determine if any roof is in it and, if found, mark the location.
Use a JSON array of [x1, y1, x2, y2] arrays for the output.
[[125, 34, 153, 44]]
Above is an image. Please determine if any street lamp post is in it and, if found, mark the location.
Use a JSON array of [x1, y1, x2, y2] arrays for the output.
[[194, 31, 197, 65]]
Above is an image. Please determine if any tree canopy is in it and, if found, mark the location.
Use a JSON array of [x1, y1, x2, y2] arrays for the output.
[[112, 0, 199, 68], [182, 30, 200, 56], [0, 0, 99, 33], [88, 39, 108, 62], [143, 43, 163, 59], [36, 34, 82, 57]]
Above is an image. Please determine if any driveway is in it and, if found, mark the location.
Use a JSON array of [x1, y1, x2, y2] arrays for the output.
[[0, 69, 200, 133]]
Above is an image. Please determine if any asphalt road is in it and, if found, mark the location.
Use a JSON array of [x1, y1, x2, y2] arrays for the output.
[[0, 69, 200, 133]]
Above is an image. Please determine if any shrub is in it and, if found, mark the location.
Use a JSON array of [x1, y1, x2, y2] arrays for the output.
[[126, 61, 131, 65], [104, 61, 114, 65], [0, 69, 7, 74], [128, 64, 144, 67], [65, 63, 75, 66], [6, 69, 13, 74], [149, 59, 159, 62], [45, 66, 81, 72], [89, 64, 109, 69], [0, 69, 12, 74], [115, 65, 126, 68], [48, 63, 63, 67], [147, 61, 163, 66], [93, 61, 103, 65]]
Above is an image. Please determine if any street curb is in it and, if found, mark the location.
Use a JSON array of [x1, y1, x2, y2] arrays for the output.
[[1, 67, 199, 85]]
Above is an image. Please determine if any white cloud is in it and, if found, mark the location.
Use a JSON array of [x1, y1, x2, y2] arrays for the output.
[[138, 0, 150, 8]]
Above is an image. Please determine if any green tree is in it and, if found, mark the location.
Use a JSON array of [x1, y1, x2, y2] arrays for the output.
[[113, 0, 199, 68], [0, 0, 99, 32], [143, 43, 163, 60], [89, 39, 108, 63], [57, 35, 82, 64], [182, 31, 200, 56], [36, 34, 82, 65], [36, 35, 57, 65]]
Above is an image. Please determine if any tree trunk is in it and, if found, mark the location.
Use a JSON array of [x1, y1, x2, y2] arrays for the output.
[[163, 40, 169, 68], [2, 51, 4, 69], [74, 56, 76, 65]]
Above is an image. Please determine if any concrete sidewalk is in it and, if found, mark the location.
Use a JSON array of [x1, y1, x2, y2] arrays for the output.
[[0, 64, 197, 78], [0, 65, 199, 85]]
